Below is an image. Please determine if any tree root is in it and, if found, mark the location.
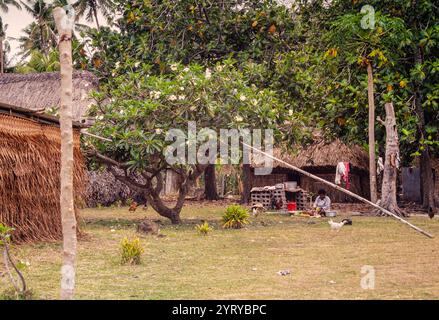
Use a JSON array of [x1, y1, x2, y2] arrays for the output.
[[373, 200, 408, 217]]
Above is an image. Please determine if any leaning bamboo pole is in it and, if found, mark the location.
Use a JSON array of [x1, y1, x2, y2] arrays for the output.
[[244, 142, 433, 239], [53, 6, 77, 300]]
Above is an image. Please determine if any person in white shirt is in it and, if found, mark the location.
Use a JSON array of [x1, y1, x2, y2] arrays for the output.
[[313, 189, 331, 216]]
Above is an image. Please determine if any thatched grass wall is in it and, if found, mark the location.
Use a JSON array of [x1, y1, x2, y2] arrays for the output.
[[0, 114, 85, 243]]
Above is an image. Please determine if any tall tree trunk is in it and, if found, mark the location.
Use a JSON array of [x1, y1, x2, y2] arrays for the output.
[[93, 7, 100, 29], [379, 102, 405, 217], [367, 62, 378, 203], [0, 36, 4, 74], [414, 47, 436, 218], [204, 164, 219, 200], [240, 164, 252, 204], [39, 21, 47, 55], [53, 7, 76, 300]]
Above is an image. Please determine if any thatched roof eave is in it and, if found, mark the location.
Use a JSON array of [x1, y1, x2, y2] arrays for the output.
[[0, 102, 85, 128]]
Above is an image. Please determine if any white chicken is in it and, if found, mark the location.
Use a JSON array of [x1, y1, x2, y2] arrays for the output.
[[251, 203, 265, 217], [328, 219, 347, 232]]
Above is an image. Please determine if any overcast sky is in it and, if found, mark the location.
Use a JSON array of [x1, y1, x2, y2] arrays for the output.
[[2, 6, 106, 64]]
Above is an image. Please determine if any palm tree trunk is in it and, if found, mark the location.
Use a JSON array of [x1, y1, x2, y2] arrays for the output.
[[39, 20, 47, 55], [367, 62, 377, 203], [53, 7, 77, 300], [0, 36, 4, 74], [414, 48, 436, 217], [93, 7, 100, 29]]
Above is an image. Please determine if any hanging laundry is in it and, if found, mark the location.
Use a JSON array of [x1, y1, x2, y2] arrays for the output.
[[343, 162, 350, 190], [335, 162, 350, 189], [335, 162, 346, 185], [377, 157, 384, 175]]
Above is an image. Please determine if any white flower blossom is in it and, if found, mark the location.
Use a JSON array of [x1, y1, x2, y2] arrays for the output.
[[288, 109, 294, 116], [168, 95, 177, 101], [205, 68, 212, 79], [115, 61, 120, 68], [251, 99, 258, 106], [170, 63, 178, 71], [155, 128, 163, 134], [235, 115, 243, 122], [215, 65, 224, 72], [239, 95, 247, 101], [179, 86, 185, 91], [150, 91, 161, 99], [232, 89, 238, 95], [183, 67, 190, 72], [178, 95, 186, 100], [134, 62, 141, 68]]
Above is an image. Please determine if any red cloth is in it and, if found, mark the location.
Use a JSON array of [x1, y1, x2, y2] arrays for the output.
[[343, 162, 350, 190]]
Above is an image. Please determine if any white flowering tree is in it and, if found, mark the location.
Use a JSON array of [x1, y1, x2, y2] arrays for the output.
[[87, 60, 299, 223]]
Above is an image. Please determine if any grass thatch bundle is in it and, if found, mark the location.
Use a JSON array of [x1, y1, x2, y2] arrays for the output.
[[0, 114, 85, 243]]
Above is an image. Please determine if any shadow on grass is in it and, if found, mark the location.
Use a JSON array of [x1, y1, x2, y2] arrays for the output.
[[81, 214, 321, 231]]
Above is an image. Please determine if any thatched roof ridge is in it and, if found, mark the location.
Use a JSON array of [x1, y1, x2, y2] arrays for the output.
[[0, 70, 98, 121], [0, 70, 98, 85], [252, 139, 369, 172]]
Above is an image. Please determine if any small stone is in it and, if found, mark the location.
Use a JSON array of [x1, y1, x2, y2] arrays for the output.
[[277, 269, 291, 276]]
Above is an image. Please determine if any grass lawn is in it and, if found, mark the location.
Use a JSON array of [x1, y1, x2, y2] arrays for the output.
[[1, 202, 439, 300]]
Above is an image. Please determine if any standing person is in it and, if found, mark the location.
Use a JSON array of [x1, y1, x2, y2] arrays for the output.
[[313, 189, 331, 216]]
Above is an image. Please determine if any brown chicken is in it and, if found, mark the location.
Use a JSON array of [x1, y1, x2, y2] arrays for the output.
[[129, 202, 138, 212]]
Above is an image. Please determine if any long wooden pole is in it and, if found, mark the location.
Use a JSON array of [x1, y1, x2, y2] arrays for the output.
[[53, 6, 77, 300], [244, 142, 433, 238], [367, 63, 378, 203]]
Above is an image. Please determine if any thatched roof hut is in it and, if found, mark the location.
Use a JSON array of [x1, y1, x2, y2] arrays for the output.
[[0, 102, 85, 242], [252, 139, 369, 172], [250, 139, 370, 202], [0, 71, 98, 121]]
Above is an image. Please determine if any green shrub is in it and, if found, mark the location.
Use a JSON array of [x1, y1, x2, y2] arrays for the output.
[[222, 205, 250, 229], [195, 221, 213, 235], [120, 237, 144, 265]]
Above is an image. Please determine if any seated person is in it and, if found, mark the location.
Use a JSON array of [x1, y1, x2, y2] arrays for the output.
[[313, 189, 331, 216]]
